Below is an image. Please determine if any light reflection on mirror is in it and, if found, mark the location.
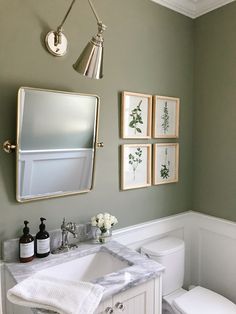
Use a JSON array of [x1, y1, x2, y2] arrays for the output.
[[16, 87, 99, 202]]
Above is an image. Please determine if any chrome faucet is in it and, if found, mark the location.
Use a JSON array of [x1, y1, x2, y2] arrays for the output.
[[61, 218, 77, 247], [52, 218, 78, 254]]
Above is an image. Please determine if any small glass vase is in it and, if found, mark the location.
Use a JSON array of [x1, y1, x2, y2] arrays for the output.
[[95, 228, 112, 244]]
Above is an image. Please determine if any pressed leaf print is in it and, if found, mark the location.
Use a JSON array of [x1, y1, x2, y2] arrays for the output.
[[161, 102, 170, 134], [160, 148, 170, 179], [129, 147, 143, 180], [129, 100, 143, 135]]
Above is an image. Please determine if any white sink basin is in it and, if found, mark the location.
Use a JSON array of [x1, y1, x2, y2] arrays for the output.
[[39, 250, 130, 282]]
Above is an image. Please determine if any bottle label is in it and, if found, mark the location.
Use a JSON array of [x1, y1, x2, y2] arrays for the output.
[[20, 242, 34, 258], [37, 238, 50, 254]]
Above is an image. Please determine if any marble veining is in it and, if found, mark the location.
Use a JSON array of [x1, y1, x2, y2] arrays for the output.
[[5, 240, 164, 314]]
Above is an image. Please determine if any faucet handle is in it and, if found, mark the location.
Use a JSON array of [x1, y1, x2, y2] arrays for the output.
[[72, 223, 78, 238], [68, 222, 78, 238], [61, 217, 67, 229], [68, 221, 74, 227]]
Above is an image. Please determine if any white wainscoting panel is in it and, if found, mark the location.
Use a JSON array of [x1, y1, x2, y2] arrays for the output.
[[190, 212, 236, 303], [113, 211, 192, 288], [113, 211, 236, 303]]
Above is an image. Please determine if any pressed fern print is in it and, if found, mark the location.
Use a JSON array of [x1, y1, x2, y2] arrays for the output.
[[161, 102, 170, 134]]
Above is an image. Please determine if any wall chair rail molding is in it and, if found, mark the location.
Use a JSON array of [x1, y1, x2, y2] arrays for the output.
[[112, 211, 192, 247]]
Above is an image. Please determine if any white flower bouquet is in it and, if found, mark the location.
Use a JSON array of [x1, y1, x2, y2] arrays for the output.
[[91, 212, 118, 234]]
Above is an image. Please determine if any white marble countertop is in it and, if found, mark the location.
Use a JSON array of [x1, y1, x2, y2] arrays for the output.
[[5, 240, 164, 313]]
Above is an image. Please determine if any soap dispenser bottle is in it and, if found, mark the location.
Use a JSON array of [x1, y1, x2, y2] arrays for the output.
[[36, 217, 50, 258], [19, 220, 34, 263]]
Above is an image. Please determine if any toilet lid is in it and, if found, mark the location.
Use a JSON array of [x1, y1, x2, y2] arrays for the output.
[[173, 286, 236, 314], [141, 237, 184, 256]]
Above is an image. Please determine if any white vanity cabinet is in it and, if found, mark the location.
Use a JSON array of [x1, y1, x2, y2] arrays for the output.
[[4, 271, 32, 314], [3, 239, 164, 314], [95, 277, 162, 314], [4, 268, 162, 314]]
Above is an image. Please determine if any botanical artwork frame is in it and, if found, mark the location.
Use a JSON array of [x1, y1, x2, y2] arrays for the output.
[[121, 144, 152, 190], [121, 91, 152, 139], [153, 143, 179, 185], [153, 95, 180, 138]]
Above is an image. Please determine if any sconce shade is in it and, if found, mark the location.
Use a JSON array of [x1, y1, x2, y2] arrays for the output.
[[73, 35, 104, 79]]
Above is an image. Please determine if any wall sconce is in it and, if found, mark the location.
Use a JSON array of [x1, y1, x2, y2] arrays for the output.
[[45, 0, 106, 79]]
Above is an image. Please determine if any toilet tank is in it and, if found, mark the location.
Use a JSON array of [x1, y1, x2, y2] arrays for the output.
[[141, 237, 185, 296]]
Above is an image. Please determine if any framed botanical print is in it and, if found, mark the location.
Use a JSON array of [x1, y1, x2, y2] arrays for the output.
[[153, 143, 179, 185], [153, 95, 180, 138], [121, 91, 152, 139], [121, 144, 152, 190]]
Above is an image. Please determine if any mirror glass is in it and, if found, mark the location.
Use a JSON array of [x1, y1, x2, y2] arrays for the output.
[[16, 87, 99, 202]]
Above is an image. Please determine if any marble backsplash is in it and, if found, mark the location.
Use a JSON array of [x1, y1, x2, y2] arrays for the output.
[[3, 223, 93, 262]]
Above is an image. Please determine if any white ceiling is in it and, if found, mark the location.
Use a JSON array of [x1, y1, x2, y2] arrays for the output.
[[151, 0, 235, 18]]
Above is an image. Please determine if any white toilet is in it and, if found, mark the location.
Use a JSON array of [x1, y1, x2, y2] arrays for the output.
[[141, 237, 236, 314]]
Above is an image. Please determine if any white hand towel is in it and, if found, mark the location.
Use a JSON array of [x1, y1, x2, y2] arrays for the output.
[[7, 274, 104, 314]]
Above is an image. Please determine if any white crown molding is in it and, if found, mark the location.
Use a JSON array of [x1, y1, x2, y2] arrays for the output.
[[151, 0, 196, 18], [151, 0, 235, 19], [195, 0, 235, 17]]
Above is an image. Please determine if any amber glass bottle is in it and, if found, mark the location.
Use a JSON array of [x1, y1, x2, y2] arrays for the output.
[[36, 217, 50, 258], [19, 221, 34, 263]]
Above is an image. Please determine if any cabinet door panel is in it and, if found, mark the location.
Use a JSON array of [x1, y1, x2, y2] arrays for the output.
[[113, 280, 154, 314], [5, 270, 35, 314]]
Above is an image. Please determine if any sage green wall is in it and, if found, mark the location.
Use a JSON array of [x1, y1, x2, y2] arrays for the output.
[[0, 0, 193, 255], [193, 2, 236, 221]]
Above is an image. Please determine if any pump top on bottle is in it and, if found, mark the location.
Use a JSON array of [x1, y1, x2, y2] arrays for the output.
[[39, 217, 46, 232], [19, 220, 34, 263], [23, 220, 30, 235], [36, 217, 50, 258]]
